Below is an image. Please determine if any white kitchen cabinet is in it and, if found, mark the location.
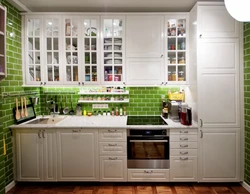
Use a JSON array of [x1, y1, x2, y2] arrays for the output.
[[126, 15, 164, 58], [199, 128, 240, 182], [99, 129, 127, 181], [100, 156, 127, 181], [165, 14, 189, 84], [14, 129, 57, 181], [101, 16, 125, 84], [189, 2, 242, 182], [82, 16, 100, 85], [169, 129, 198, 182], [57, 129, 99, 181], [126, 58, 164, 85], [127, 169, 169, 182], [0, 5, 6, 81], [197, 5, 239, 38]]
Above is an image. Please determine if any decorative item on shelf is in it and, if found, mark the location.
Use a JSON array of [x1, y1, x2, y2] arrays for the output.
[[168, 92, 185, 101]]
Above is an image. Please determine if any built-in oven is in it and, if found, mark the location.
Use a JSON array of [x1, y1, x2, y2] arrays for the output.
[[127, 116, 169, 169]]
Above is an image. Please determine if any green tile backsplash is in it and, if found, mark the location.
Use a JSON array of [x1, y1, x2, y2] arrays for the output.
[[245, 22, 250, 185]]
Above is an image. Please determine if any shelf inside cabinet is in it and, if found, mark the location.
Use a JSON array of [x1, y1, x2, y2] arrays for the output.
[[78, 99, 129, 103], [78, 91, 129, 95]]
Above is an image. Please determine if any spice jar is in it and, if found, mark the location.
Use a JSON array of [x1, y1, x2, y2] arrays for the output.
[[171, 58, 176, 64], [171, 71, 176, 81], [178, 57, 185, 64], [168, 71, 172, 81]]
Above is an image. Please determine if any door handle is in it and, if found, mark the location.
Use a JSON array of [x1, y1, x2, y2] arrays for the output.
[[200, 129, 203, 138], [38, 130, 41, 138], [180, 144, 188, 148], [108, 129, 117, 132], [180, 137, 188, 140], [42, 130, 45, 138], [200, 119, 203, 127], [108, 157, 117, 160], [130, 140, 168, 143]]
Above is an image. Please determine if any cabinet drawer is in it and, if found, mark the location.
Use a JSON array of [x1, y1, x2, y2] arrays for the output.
[[128, 169, 169, 182], [99, 142, 127, 156], [170, 129, 198, 135], [99, 129, 126, 142], [170, 156, 197, 182], [170, 142, 197, 149], [170, 149, 198, 156], [170, 134, 197, 142]]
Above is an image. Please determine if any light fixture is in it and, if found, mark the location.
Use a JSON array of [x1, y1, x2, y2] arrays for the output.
[[224, 0, 250, 22], [48, 21, 52, 25]]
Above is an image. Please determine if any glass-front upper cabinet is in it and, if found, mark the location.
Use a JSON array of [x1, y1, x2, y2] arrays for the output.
[[44, 17, 62, 85], [83, 17, 99, 85], [166, 15, 188, 84], [25, 16, 43, 85], [0, 5, 6, 81], [63, 16, 80, 85], [101, 16, 125, 84]]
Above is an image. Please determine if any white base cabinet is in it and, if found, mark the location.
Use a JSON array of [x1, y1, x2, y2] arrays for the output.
[[199, 128, 240, 182], [14, 129, 57, 181], [57, 129, 99, 181], [100, 156, 127, 181]]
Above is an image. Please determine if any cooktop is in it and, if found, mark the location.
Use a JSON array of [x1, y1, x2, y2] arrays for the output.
[[127, 116, 167, 125]]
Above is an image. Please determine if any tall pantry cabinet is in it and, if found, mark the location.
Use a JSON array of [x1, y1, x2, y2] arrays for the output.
[[189, 2, 243, 182]]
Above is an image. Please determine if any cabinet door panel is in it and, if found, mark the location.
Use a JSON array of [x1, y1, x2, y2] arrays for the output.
[[198, 73, 239, 127], [15, 130, 43, 181], [126, 15, 163, 58], [57, 129, 99, 180], [198, 6, 239, 37], [126, 58, 164, 85], [199, 128, 240, 182]]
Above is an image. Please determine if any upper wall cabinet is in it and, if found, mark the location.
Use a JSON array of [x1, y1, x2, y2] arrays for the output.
[[197, 6, 239, 38], [101, 16, 125, 84], [0, 5, 6, 81], [165, 14, 189, 84], [126, 15, 164, 58]]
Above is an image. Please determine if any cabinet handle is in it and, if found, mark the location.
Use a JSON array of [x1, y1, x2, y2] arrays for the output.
[[108, 143, 117, 146], [38, 130, 41, 138], [180, 151, 188, 155], [42, 130, 45, 138], [44, 82, 46, 85], [78, 82, 81, 85], [160, 55, 163, 58], [180, 137, 188, 141], [180, 144, 188, 148], [200, 119, 203, 127], [200, 129, 203, 138], [161, 82, 164, 85], [123, 82, 126, 85], [180, 157, 188, 160], [108, 157, 117, 160], [199, 34, 202, 38], [40, 82, 43, 85], [108, 129, 117, 132], [82, 82, 84, 86], [180, 130, 188, 134], [72, 129, 80, 133], [144, 170, 153, 173], [165, 82, 167, 85]]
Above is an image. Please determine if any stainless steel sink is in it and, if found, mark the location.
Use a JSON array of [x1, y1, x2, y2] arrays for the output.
[[25, 117, 65, 124]]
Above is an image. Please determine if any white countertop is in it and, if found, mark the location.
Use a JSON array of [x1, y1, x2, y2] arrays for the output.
[[9, 115, 198, 129]]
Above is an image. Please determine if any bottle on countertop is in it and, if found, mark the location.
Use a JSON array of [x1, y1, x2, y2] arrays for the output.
[[115, 107, 119, 116], [112, 108, 115, 116], [123, 107, 126, 116], [119, 106, 123, 116], [83, 108, 87, 116]]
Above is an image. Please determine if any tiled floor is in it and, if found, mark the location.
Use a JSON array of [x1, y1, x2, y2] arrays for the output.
[[6, 182, 250, 194]]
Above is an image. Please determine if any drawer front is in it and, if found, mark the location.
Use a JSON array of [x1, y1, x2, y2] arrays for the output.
[[99, 142, 127, 156], [170, 129, 198, 135], [170, 149, 198, 156], [128, 169, 169, 182], [170, 142, 198, 149], [170, 134, 197, 142], [99, 129, 126, 142]]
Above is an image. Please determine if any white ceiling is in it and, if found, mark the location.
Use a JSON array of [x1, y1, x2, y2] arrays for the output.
[[8, 0, 223, 12]]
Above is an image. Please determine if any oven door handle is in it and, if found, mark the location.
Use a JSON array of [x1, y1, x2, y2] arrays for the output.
[[129, 140, 168, 143]]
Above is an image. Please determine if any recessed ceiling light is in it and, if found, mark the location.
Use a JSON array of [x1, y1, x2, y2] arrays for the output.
[[225, 0, 250, 22], [48, 22, 53, 25]]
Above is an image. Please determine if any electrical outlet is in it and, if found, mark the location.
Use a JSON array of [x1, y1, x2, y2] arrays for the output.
[[92, 104, 109, 109]]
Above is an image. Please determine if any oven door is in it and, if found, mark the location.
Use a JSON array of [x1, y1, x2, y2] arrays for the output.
[[127, 136, 169, 169]]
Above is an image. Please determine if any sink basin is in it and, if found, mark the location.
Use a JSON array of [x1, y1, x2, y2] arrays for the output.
[[25, 117, 65, 124]]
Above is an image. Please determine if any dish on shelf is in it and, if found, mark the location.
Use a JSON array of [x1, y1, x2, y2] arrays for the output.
[[114, 53, 122, 57], [114, 59, 122, 64], [105, 59, 112, 64], [104, 39, 112, 43]]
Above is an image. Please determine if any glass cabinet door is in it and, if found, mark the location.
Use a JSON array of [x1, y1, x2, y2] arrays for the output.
[[102, 17, 124, 83], [166, 17, 187, 83], [45, 17, 61, 84], [83, 18, 98, 84], [27, 18, 42, 84], [64, 17, 79, 83]]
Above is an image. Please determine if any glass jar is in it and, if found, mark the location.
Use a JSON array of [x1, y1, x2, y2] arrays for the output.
[[178, 71, 185, 81], [171, 58, 176, 64], [171, 71, 176, 81], [168, 71, 172, 81], [178, 57, 185, 64]]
